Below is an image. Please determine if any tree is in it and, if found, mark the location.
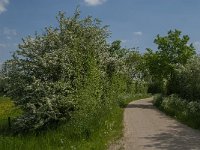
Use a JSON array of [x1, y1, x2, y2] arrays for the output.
[[2, 10, 110, 132], [1, 9, 149, 133], [109, 40, 128, 58], [145, 29, 195, 93]]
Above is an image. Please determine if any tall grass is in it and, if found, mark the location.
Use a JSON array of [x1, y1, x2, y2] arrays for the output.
[[0, 94, 150, 150]]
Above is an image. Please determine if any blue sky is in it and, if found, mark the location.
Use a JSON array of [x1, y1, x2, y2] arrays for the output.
[[0, 0, 200, 63]]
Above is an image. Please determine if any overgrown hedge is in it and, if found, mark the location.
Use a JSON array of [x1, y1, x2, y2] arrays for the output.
[[1, 10, 147, 133], [167, 56, 200, 102]]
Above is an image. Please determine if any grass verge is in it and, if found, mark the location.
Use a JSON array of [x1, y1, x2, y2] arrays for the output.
[[0, 94, 150, 150], [153, 94, 200, 129]]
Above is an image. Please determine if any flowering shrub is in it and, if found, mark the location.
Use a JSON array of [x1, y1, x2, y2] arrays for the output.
[[167, 56, 200, 101], [154, 94, 200, 129], [1, 10, 147, 133]]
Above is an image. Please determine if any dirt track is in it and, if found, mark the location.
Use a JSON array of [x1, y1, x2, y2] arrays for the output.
[[111, 98, 200, 150]]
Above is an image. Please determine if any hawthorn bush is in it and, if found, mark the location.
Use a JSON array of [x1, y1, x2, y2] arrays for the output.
[[1, 10, 147, 133], [167, 56, 200, 102]]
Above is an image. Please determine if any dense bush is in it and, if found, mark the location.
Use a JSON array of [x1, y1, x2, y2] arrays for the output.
[[147, 80, 165, 94], [1, 10, 147, 133], [154, 94, 200, 129], [0, 77, 5, 96], [167, 56, 200, 101], [0, 67, 7, 96], [153, 94, 163, 107]]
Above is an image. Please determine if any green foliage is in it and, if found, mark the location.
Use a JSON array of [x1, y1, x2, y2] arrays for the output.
[[0, 94, 150, 150], [167, 56, 200, 101], [1, 9, 147, 133], [154, 94, 200, 129], [0, 68, 7, 96], [154, 30, 195, 66], [153, 94, 163, 108], [2, 10, 110, 132], [125, 50, 145, 79], [145, 29, 195, 94], [148, 30, 200, 131], [147, 80, 165, 94], [0, 77, 5, 96], [0, 97, 122, 150], [109, 40, 128, 58]]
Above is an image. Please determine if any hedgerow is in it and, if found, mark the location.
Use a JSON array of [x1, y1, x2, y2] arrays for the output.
[[167, 56, 200, 101], [1, 9, 147, 133]]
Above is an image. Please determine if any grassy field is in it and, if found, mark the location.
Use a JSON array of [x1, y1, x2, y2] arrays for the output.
[[0, 94, 150, 150], [0, 97, 22, 132]]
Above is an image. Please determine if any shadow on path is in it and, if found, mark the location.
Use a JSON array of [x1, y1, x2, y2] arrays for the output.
[[142, 124, 200, 150], [126, 102, 154, 109], [124, 98, 200, 150]]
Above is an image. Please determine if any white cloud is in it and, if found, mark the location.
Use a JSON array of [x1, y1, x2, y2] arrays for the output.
[[6, 36, 11, 40], [0, 42, 17, 49], [84, 0, 106, 6], [0, 27, 17, 40], [134, 31, 143, 36], [0, 43, 6, 48], [3, 27, 17, 36], [193, 41, 200, 53], [0, 0, 9, 14], [121, 40, 128, 43]]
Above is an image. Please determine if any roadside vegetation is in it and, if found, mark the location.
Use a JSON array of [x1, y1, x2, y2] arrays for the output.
[[1, 8, 199, 150], [0, 9, 149, 149], [145, 30, 200, 129]]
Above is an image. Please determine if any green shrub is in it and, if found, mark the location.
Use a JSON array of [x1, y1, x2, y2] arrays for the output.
[[0, 72, 7, 96], [161, 95, 186, 117], [153, 94, 163, 108], [148, 80, 164, 94], [167, 56, 200, 101], [186, 101, 200, 128], [2, 10, 112, 132], [154, 94, 200, 129]]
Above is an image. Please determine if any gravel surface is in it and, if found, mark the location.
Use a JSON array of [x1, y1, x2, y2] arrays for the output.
[[110, 97, 200, 150]]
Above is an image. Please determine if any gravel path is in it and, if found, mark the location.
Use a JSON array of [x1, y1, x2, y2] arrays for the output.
[[111, 97, 200, 150]]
